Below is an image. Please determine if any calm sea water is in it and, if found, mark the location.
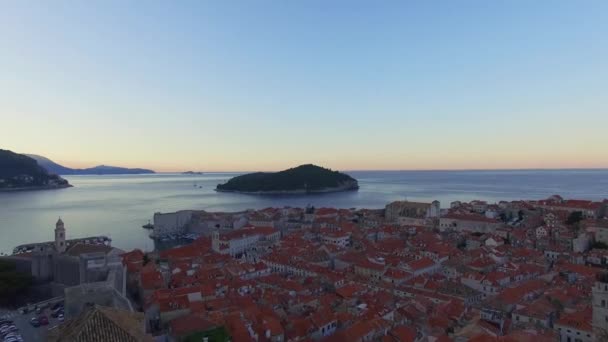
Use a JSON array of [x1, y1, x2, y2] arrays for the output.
[[0, 170, 607, 254]]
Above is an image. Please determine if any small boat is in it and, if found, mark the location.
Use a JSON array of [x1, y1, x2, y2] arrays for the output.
[[142, 221, 154, 229]]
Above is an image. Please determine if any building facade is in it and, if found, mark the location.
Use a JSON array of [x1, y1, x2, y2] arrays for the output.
[[212, 226, 280, 256], [152, 210, 193, 237], [385, 200, 440, 221], [593, 273, 608, 338]]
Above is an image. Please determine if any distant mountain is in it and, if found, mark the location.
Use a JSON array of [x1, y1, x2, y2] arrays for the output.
[[216, 164, 359, 194], [78, 165, 156, 175], [0, 149, 71, 191], [26, 154, 73, 174], [26, 154, 155, 175]]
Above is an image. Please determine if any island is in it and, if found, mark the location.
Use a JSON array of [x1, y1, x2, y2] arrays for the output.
[[182, 171, 204, 175], [0, 149, 71, 191], [215, 164, 359, 194], [26, 154, 155, 175]]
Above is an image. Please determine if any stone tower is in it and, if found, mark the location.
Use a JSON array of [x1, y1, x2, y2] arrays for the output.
[[593, 273, 608, 338], [55, 218, 66, 253], [211, 230, 220, 252], [429, 200, 441, 218]]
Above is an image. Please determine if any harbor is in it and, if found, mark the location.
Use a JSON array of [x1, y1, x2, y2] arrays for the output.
[[149, 232, 202, 252], [150, 232, 200, 243]]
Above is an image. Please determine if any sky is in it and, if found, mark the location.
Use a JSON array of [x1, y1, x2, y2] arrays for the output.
[[1, 1, 607, 172]]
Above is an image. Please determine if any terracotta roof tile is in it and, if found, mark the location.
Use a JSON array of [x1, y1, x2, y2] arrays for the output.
[[65, 243, 112, 257], [47, 305, 152, 342]]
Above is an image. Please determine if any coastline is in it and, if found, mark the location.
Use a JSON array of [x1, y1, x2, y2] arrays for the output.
[[0, 184, 73, 193]]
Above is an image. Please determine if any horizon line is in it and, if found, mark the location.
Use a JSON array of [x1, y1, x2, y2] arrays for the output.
[[149, 166, 608, 174]]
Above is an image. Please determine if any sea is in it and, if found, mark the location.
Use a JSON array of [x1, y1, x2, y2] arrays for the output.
[[0, 169, 607, 255]]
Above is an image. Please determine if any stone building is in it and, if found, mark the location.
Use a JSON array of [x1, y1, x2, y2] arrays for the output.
[[152, 210, 193, 237], [384, 200, 440, 221], [594, 273, 608, 338], [439, 214, 503, 233], [212, 226, 280, 256], [26, 219, 122, 288]]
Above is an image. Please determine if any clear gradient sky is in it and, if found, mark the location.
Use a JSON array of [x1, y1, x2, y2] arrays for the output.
[[1, 1, 607, 172]]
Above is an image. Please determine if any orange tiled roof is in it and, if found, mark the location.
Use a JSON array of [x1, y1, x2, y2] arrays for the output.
[[406, 257, 435, 271], [555, 306, 593, 332], [389, 325, 416, 342]]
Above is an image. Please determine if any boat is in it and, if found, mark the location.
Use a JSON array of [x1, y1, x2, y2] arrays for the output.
[[142, 220, 154, 229]]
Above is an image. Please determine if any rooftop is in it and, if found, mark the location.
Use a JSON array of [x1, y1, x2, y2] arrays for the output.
[[47, 305, 151, 342]]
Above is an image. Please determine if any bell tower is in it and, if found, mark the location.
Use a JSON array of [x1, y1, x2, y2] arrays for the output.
[[55, 218, 66, 253]]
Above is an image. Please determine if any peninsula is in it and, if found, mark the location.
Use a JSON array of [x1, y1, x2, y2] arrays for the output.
[[0, 149, 71, 191], [215, 164, 359, 194], [26, 154, 155, 175]]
